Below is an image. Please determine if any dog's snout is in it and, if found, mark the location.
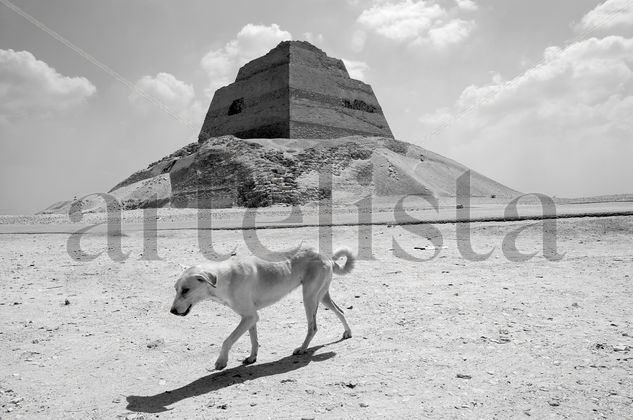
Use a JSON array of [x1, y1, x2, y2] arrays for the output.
[[170, 307, 178, 315]]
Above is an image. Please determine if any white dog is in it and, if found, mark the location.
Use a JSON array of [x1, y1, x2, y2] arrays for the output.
[[170, 247, 355, 370]]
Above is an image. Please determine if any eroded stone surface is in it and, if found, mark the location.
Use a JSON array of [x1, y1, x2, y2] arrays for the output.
[[198, 41, 394, 141], [101, 135, 518, 210]]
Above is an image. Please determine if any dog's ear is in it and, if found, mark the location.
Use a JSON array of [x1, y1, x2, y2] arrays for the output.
[[197, 273, 217, 288]]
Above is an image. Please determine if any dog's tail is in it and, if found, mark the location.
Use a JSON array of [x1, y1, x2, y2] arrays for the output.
[[332, 248, 355, 275]]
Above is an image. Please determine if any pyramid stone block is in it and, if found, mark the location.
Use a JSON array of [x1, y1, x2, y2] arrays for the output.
[[198, 41, 394, 141]]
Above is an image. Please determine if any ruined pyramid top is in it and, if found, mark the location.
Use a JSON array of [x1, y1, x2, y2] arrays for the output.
[[198, 40, 394, 142]]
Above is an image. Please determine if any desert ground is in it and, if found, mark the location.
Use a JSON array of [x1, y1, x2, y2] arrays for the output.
[[1, 201, 632, 419]]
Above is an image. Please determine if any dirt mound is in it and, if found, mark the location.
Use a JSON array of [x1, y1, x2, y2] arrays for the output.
[[40, 135, 519, 213]]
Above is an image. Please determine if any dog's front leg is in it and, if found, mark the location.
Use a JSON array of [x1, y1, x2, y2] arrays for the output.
[[243, 324, 258, 365], [215, 314, 258, 370]]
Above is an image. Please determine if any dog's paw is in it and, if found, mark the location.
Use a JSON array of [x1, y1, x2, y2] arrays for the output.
[[343, 330, 352, 340], [214, 358, 228, 370], [242, 355, 257, 365], [293, 347, 307, 355]]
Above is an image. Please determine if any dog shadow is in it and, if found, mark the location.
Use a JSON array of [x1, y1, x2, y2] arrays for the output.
[[125, 343, 337, 413]]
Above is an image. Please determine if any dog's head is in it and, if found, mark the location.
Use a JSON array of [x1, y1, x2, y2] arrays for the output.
[[170, 266, 217, 316]]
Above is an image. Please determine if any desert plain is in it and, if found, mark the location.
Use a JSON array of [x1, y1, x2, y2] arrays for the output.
[[1, 197, 632, 419]]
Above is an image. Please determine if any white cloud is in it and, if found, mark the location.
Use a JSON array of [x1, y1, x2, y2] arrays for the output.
[[358, 0, 444, 41], [342, 59, 370, 81], [419, 36, 633, 197], [303, 32, 324, 45], [580, 0, 633, 32], [129, 72, 205, 123], [201, 23, 292, 94], [428, 19, 475, 49], [0, 49, 95, 122], [455, 0, 477, 12], [356, 0, 476, 49]]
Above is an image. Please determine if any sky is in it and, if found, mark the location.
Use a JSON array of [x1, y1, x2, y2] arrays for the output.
[[1, 0, 632, 214]]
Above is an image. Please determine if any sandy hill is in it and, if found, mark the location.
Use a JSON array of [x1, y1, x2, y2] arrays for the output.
[[40, 136, 518, 214]]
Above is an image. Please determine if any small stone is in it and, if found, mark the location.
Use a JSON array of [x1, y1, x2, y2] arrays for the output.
[[146, 339, 164, 349], [456, 373, 472, 379], [548, 400, 560, 407], [613, 345, 628, 352], [64, 299, 70, 305], [360, 402, 369, 408]]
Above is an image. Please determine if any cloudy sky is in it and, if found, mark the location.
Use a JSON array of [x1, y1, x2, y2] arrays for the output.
[[1, 0, 632, 213]]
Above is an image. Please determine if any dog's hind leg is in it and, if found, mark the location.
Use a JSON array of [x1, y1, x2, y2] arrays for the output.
[[243, 324, 258, 365], [293, 279, 326, 355], [321, 291, 352, 339], [215, 313, 258, 370]]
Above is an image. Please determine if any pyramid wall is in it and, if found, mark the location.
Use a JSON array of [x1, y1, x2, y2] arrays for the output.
[[198, 41, 394, 142]]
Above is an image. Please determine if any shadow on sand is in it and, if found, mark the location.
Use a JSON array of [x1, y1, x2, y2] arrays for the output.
[[126, 343, 338, 413]]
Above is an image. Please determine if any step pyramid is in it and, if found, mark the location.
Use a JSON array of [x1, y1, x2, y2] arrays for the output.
[[198, 41, 394, 141]]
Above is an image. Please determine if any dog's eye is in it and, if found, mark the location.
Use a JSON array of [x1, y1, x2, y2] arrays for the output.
[[182, 288, 189, 295]]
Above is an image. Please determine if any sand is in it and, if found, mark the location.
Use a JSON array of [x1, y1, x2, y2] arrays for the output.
[[1, 203, 632, 418]]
